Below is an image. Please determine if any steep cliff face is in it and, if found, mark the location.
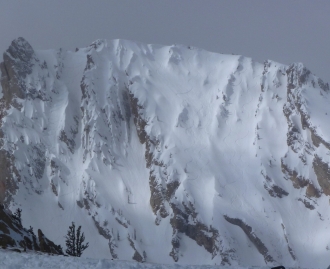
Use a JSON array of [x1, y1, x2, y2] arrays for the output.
[[0, 37, 36, 205], [0, 37, 35, 104], [0, 37, 330, 268]]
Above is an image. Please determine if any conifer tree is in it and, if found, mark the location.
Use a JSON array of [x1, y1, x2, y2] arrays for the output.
[[65, 222, 76, 256], [13, 208, 22, 226], [65, 222, 89, 257], [76, 225, 89, 257]]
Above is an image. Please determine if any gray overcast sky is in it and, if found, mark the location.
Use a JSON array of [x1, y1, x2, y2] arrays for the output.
[[0, 0, 329, 82]]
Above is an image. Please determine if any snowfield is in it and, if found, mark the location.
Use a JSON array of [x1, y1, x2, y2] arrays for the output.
[[0, 249, 293, 269], [0, 37, 330, 269]]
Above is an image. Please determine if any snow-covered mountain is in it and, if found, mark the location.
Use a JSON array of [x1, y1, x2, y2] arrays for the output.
[[0, 37, 329, 268]]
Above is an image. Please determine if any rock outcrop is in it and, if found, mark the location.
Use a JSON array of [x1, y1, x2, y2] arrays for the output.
[[0, 205, 63, 255]]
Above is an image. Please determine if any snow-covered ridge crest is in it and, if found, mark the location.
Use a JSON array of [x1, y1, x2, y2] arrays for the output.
[[0, 37, 330, 268]]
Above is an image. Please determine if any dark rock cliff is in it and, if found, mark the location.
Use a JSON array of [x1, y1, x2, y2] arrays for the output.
[[0, 205, 63, 254]]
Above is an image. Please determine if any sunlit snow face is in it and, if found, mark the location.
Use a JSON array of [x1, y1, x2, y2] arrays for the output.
[[1, 38, 330, 268]]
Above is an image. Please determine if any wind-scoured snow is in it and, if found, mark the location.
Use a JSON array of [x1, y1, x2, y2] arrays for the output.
[[0, 38, 330, 268]]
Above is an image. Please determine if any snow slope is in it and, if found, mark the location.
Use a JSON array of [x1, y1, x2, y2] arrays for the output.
[[0, 37, 330, 268], [0, 249, 280, 269]]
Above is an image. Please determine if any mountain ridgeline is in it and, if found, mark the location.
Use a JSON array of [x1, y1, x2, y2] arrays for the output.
[[0, 37, 330, 267]]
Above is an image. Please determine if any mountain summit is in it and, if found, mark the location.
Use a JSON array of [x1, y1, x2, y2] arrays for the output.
[[0, 37, 329, 268]]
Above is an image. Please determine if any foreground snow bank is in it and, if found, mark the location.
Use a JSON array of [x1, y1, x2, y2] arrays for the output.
[[0, 249, 286, 269]]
